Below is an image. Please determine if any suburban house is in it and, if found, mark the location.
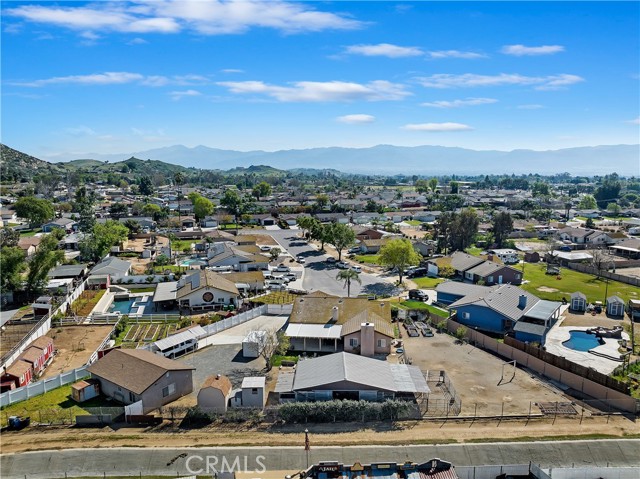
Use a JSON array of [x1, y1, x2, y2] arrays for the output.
[[48, 263, 89, 281], [463, 261, 523, 286], [197, 374, 233, 413], [86, 348, 194, 409], [360, 238, 388, 254], [413, 240, 435, 257], [17, 236, 42, 257], [274, 352, 429, 402], [175, 270, 239, 312], [355, 228, 385, 241], [447, 284, 562, 343], [284, 292, 394, 356], [427, 252, 484, 279], [435, 282, 495, 306], [89, 256, 132, 284], [42, 217, 77, 233], [610, 237, 640, 259], [207, 243, 269, 272], [557, 227, 612, 246]]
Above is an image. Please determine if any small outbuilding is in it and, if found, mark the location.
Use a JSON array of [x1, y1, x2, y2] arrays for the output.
[[606, 296, 625, 318], [1, 360, 33, 390], [71, 378, 101, 403], [242, 331, 266, 359], [197, 374, 233, 413], [240, 376, 266, 409], [570, 292, 587, 313]]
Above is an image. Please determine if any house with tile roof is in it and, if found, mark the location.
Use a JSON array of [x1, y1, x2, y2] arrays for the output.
[[175, 270, 239, 312]]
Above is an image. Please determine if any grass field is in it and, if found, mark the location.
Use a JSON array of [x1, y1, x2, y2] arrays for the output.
[[520, 263, 639, 303], [465, 246, 484, 256], [19, 228, 41, 237], [412, 277, 444, 288], [0, 383, 116, 426], [404, 220, 423, 226], [354, 254, 382, 264], [395, 300, 449, 318]]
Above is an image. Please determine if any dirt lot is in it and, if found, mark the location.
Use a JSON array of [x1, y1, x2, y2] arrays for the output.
[[42, 325, 114, 378], [403, 332, 570, 416]]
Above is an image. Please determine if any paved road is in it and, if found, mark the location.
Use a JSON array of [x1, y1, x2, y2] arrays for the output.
[[263, 229, 400, 298], [2, 440, 639, 478]]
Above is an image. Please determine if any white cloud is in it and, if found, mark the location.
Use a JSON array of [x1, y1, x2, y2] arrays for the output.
[[344, 43, 423, 58], [221, 69, 244, 74], [14, 71, 210, 87], [169, 89, 202, 100], [427, 50, 487, 59], [217, 80, 411, 102], [421, 97, 497, 108], [5, 0, 363, 36], [127, 37, 148, 45], [65, 125, 97, 136], [403, 122, 473, 132], [517, 104, 545, 110], [336, 114, 376, 124], [501, 44, 565, 56], [417, 73, 584, 90], [628, 117, 640, 125]]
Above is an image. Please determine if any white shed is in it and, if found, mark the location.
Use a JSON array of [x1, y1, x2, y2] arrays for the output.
[[570, 292, 587, 312], [242, 331, 266, 358], [606, 296, 625, 318], [241, 376, 266, 409]]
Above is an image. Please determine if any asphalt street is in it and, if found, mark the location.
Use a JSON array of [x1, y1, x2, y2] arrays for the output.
[[262, 229, 401, 298], [2, 440, 639, 478]]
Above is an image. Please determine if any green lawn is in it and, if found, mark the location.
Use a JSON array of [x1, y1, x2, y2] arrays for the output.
[[0, 383, 116, 426], [170, 239, 195, 251], [412, 277, 444, 288], [151, 264, 183, 273], [355, 254, 382, 264], [404, 220, 423, 226], [270, 354, 300, 366], [19, 228, 41, 237], [521, 264, 639, 303], [395, 300, 449, 318], [465, 246, 483, 256]]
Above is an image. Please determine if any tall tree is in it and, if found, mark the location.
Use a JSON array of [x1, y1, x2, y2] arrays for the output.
[[414, 179, 430, 194], [1, 246, 27, 292], [138, 176, 154, 196], [336, 269, 361, 298], [326, 223, 356, 261], [428, 178, 438, 193], [193, 196, 214, 221], [80, 220, 129, 262], [449, 180, 459, 194], [492, 212, 514, 248], [0, 226, 20, 247], [578, 194, 598, 210], [25, 232, 64, 296], [14, 196, 55, 228], [594, 174, 622, 208], [450, 209, 479, 251], [220, 189, 246, 235], [252, 181, 272, 200], [378, 238, 421, 284], [74, 186, 97, 233]]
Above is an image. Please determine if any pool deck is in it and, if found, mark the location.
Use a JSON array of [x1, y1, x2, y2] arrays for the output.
[[545, 320, 628, 375]]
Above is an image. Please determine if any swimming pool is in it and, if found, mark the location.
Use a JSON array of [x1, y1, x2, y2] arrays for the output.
[[110, 298, 136, 314], [562, 330, 602, 352], [180, 258, 206, 267], [109, 295, 151, 315]]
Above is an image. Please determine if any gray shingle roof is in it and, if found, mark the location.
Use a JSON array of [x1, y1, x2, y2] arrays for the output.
[[449, 252, 485, 272], [513, 321, 547, 336], [436, 281, 496, 298], [288, 352, 429, 394], [90, 257, 131, 276], [449, 284, 540, 321]]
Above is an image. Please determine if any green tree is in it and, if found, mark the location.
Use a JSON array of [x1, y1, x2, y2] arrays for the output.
[[315, 194, 329, 211], [220, 189, 248, 235], [139, 176, 154, 196], [378, 238, 421, 284], [492, 212, 514, 248], [269, 247, 281, 262], [142, 203, 164, 222], [585, 217, 595, 229], [109, 203, 129, 219], [0, 226, 20, 247], [594, 174, 621, 208], [252, 181, 272, 200], [449, 180, 459, 194], [532, 181, 550, 197], [578, 194, 597, 210], [14, 196, 55, 228], [428, 178, 438, 193], [174, 171, 186, 187], [80, 220, 129, 262], [336, 269, 361, 297], [414, 179, 430, 194], [1, 246, 26, 292], [74, 186, 96, 233], [606, 202, 621, 216], [123, 219, 141, 237], [450, 208, 479, 251], [326, 223, 356, 261], [193, 196, 214, 221], [310, 221, 329, 250], [25, 233, 64, 296]]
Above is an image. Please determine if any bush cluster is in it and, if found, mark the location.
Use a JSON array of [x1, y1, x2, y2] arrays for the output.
[[278, 399, 411, 423]]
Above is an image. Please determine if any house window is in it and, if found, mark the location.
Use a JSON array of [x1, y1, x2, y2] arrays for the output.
[[162, 383, 176, 397], [487, 276, 494, 283], [462, 312, 470, 320], [251, 388, 258, 395], [129, 392, 136, 402], [349, 338, 358, 347], [377, 339, 386, 348], [515, 274, 520, 279]]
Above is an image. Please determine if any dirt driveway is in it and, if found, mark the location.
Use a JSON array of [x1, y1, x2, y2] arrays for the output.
[[403, 331, 570, 416]]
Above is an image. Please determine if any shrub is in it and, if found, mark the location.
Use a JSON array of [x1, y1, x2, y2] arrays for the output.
[[277, 399, 412, 423]]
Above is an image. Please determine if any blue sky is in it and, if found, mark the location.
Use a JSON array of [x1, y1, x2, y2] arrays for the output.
[[2, 1, 639, 161]]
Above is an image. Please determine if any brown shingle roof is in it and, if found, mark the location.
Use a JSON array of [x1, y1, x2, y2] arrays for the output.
[[6, 360, 32, 378], [176, 270, 239, 299], [289, 294, 391, 325], [19, 347, 43, 364], [30, 336, 53, 351], [200, 374, 233, 397], [340, 311, 395, 338], [87, 349, 194, 395]]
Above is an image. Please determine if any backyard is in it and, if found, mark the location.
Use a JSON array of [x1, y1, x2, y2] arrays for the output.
[[394, 300, 449, 319], [70, 290, 106, 317], [412, 276, 444, 289], [520, 263, 638, 303], [354, 254, 382, 265]]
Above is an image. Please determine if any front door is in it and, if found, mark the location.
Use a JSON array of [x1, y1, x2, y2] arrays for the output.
[[498, 275, 503, 284]]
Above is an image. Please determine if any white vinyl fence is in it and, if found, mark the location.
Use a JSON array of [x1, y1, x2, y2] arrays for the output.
[[0, 366, 88, 408], [196, 304, 268, 348]]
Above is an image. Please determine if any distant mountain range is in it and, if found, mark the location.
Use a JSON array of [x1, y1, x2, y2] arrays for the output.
[[42, 143, 639, 176]]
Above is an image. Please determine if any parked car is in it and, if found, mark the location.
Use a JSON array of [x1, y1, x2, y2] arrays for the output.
[[408, 289, 429, 301], [348, 246, 361, 253], [296, 256, 306, 264], [326, 257, 336, 263], [337, 261, 349, 269], [274, 264, 291, 272], [284, 272, 297, 282], [351, 265, 362, 273], [407, 267, 428, 278], [260, 245, 272, 252]]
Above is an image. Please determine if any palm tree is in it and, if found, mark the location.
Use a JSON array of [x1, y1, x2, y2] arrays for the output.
[[336, 269, 361, 298]]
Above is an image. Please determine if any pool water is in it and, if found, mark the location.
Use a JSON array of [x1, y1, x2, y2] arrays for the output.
[[562, 330, 602, 351], [110, 298, 136, 314]]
